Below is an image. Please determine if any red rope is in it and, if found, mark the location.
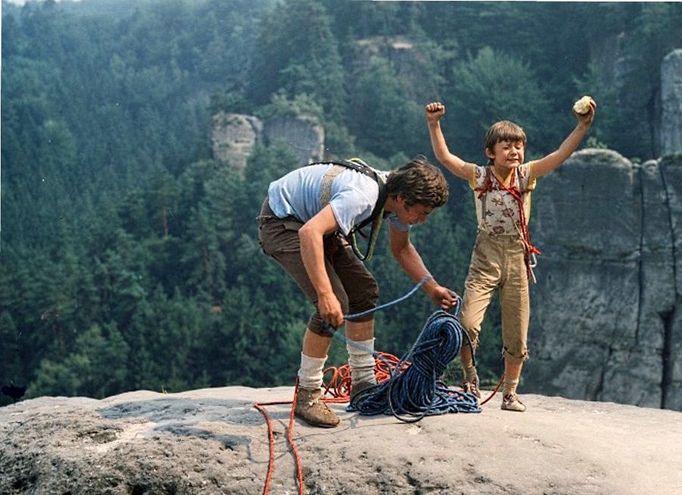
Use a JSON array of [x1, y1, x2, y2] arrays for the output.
[[252, 402, 276, 495], [253, 353, 403, 494], [479, 373, 505, 406], [322, 351, 406, 403], [287, 382, 305, 494], [475, 168, 541, 279], [254, 381, 305, 495]]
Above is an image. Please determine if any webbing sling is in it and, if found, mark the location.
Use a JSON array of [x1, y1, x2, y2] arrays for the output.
[[314, 159, 387, 261]]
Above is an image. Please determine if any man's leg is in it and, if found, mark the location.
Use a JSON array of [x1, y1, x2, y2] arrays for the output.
[[259, 219, 346, 427], [299, 327, 332, 392], [296, 328, 340, 427], [332, 240, 380, 398], [345, 319, 377, 398]]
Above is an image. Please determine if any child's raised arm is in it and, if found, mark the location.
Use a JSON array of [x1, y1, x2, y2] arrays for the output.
[[531, 97, 597, 177], [425, 102, 476, 182]]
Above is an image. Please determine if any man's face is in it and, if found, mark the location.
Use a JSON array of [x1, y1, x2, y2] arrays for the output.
[[395, 196, 433, 225]]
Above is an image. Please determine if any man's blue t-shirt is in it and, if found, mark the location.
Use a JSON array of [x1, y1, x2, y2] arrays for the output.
[[267, 163, 409, 236]]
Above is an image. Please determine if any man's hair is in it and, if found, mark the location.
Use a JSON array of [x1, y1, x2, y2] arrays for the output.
[[385, 156, 449, 208]]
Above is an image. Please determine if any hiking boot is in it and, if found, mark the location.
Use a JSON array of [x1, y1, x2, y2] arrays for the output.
[[501, 393, 526, 412], [462, 377, 482, 402], [350, 380, 376, 401], [295, 387, 340, 428]]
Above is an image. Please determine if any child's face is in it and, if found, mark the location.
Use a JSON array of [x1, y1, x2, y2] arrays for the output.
[[486, 139, 525, 171]]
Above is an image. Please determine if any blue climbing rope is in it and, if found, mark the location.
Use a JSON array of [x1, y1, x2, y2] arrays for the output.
[[328, 276, 481, 422], [348, 309, 481, 421]]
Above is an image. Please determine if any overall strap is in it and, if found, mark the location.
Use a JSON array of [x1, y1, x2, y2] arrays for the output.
[[493, 170, 541, 283], [476, 167, 540, 283]]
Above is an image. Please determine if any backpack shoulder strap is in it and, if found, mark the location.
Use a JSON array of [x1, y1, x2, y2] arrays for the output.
[[314, 159, 387, 226], [312, 158, 387, 261]]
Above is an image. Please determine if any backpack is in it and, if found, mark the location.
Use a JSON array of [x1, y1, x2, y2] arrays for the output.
[[313, 158, 387, 261]]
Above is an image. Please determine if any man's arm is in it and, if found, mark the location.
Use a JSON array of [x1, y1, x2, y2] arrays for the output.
[[389, 225, 456, 310], [531, 99, 597, 177], [298, 205, 344, 327], [425, 102, 476, 182]]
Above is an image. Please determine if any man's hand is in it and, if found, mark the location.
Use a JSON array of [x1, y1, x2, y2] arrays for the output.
[[425, 101, 446, 124], [428, 284, 458, 311], [317, 292, 345, 328]]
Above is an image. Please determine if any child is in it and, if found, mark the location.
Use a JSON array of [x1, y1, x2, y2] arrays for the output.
[[425, 98, 596, 411]]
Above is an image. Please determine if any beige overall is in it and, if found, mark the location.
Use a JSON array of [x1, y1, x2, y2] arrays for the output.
[[460, 163, 537, 363]]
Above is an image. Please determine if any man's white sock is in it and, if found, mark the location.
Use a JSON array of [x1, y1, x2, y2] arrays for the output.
[[297, 353, 326, 391], [347, 338, 376, 385]]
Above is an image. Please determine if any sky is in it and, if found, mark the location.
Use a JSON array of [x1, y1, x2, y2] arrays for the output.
[[4, 0, 83, 5]]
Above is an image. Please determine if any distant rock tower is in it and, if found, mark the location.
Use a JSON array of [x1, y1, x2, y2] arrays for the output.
[[262, 114, 324, 165], [661, 49, 682, 156], [211, 112, 324, 172], [211, 113, 262, 173]]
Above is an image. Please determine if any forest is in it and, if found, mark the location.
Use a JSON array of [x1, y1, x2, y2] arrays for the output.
[[1, 0, 681, 406]]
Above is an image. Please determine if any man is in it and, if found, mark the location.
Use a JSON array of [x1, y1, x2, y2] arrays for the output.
[[258, 156, 456, 427]]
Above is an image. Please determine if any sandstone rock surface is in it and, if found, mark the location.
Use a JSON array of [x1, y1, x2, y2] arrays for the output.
[[1, 386, 681, 494], [661, 49, 682, 156], [211, 112, 324, 171], [528, 150, 682, 410], [211, 113, 262, 173]]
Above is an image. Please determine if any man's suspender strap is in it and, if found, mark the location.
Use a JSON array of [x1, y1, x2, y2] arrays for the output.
[[314, 159, 387, 261]]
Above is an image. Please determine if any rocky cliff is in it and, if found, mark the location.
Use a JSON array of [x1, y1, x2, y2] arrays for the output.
[[527, 150, 682, 410], [211, 113, 263, 173], [1, 387, 680, 494], [661, 49, 682, 156], [211, 112, 324, 171]]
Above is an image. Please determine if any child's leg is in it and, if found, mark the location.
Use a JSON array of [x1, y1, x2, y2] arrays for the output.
[[502, 357, 524, 396], [459, 234, 503, 386], [499, 244, 530, 410]]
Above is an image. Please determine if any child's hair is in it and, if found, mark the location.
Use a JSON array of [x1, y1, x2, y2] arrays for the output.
[[484, 120, 527, 164], [386, 156, 449, 208]]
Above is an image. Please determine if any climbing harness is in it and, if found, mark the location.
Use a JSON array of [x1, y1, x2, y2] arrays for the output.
[[475, 167, 541, 283], [316, 158, 387, 261]]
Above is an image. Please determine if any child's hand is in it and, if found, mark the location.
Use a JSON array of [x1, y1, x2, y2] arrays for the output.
[[425, 101, 446, 123], [573, 96, 597, 126]]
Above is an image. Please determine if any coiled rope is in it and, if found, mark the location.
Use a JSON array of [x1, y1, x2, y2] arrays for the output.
[[348, 309, 481, 421]]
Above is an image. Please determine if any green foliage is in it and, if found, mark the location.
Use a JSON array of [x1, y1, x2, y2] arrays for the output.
[[1, 0, 674, 400], [249, 0, 346, 119], [256, 92, 325, 121], [446, 47, 553, 163], [28, 323, 129, 398], [347, 57, 424, 157]]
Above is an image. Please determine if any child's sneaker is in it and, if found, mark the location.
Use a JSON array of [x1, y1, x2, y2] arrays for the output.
[[501, 393, 526, 412]]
